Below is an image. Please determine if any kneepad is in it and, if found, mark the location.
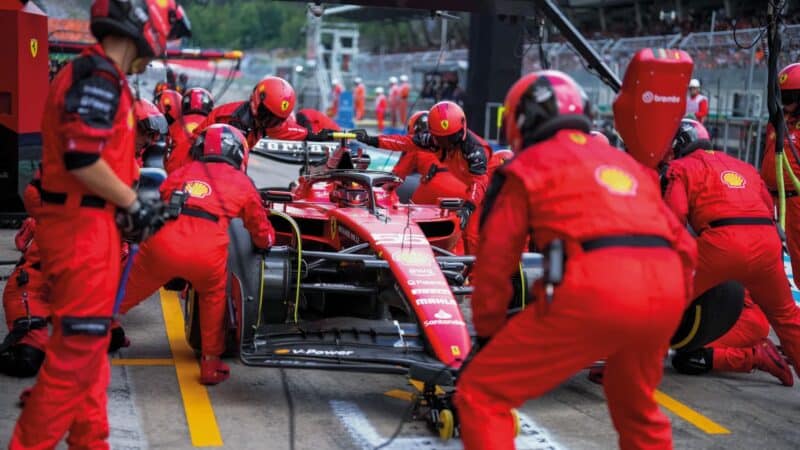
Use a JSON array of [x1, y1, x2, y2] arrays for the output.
[[671, 281, 744, 352], [671, 348, 714, 375], [0, 344, 45, 378]]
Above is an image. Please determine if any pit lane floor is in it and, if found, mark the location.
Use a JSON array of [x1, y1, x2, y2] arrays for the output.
[[1, 155, 800, 449]]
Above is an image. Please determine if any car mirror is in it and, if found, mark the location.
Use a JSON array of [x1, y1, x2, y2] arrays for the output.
[[439, 198, 465, 210], [260, 189, 293, 204]]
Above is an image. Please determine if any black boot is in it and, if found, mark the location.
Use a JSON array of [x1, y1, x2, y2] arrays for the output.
[[108, 326, 130, 353], [0, 344, 45, 378]]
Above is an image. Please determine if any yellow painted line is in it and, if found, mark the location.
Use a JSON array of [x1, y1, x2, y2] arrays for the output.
[[112, 358, 174, 366], [160, 289, 224, 447], [384, 389, 415, 402], [654, 390, 730, 434]]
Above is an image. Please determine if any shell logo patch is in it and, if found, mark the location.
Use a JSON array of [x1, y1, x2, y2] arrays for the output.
[[185, 122, 199, 133], [594, 165, 638, 196], [569, 133, 587, 145], [781, 73, 789, 85], [440, 119, 449, 131], [721, 170, 746, 188], [164, 98, 171, 105], [30, 38, 38, 58], [259, 84, 266, 93], [281, 100, 290, 111], [184, 180, 212, 198]]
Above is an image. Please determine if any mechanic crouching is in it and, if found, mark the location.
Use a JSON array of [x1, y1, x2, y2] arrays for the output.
[[663, 119, 799, 385], [455, 71, 696, 450], [165, 87, 215, 173], [115, 124, 274, 385]]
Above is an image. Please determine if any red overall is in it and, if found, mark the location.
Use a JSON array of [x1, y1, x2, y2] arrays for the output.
[[200, 100, 310, 148], [389, 84, 399, 128], [165, 113, 206, 173], [761, 120, 800, 288], [11, 44, 138, 450], [708, 293, 772, 372], [354, 83, 366, 120], [666, 149, 800, 375], [375, 94, 387, 132], [398, 82, 411, 125], [119, 161, 274, 358], [456, 129, 696, 450], [3, 240, 49, 352], [376, 134, 462, 203], [327, 83, 342, 118], [297, 108, 341, 133]]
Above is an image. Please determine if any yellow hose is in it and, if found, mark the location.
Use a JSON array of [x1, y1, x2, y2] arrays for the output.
[[778, 153, 787, 229], [518, 263, 526, 310]]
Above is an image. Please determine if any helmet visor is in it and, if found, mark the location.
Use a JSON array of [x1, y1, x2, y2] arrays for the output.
[[432, 131, 463, 150], [256, 104, 286, 129]]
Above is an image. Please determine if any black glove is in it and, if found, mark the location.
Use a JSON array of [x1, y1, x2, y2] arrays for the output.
[[412, 131, 435, 149], [116, 198, 166, 243], [307, 128, 335, 141], [352, 129, 379, 147], [458, 201, 476, 231]]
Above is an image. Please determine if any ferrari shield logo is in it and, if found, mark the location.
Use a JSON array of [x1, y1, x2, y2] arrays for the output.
[[720, 170, 746, 189], [440, 120, 449, 131], [569, 132, 587, 145], [781, 73, 789, 85], [330, 217, 337, 239], [30, 38, 38, 58], [281, 100, 290, 111]]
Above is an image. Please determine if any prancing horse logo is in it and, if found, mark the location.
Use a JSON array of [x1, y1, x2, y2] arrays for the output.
[[30, 39, 38, 58]]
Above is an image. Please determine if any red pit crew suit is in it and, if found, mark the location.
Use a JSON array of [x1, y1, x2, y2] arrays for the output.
[[375, 134, 464, 204], [118, 161, 274, 363], [297, 108, 341, 133], [761, 120, 800, 288], [398, 81, 411, 125], [666, 148, 800, 378], [327, 83, 342, 117], [10, 45, 139, 449], [686, 93, 709, 123], [165, 113, 206, 173], [389, 83, 399, 128], [199, 100, 311, 148], [456, 130, 696, 450]]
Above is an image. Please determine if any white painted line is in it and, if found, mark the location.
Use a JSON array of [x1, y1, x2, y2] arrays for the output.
[[330, 400, 563, 450], [108, 364, 149, 450]]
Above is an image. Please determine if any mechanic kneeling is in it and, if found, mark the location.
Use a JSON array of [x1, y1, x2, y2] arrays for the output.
[[663, 119, 798, 385], [455, 71, 696, 450], [115, 124, 275, 385]]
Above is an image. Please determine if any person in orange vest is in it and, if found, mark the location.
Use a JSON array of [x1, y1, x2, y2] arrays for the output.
[[398, 74, 411, 126], [388, 76, 399, 128], [375, 87, 387, 133], [327, 79, 343, 118], [353, 77, 366, 121]]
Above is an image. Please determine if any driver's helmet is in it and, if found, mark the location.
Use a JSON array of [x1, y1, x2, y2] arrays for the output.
[[330, 182, 369, 207]]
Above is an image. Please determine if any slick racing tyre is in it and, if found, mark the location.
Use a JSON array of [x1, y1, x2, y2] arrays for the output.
[[671, 280, 744, 352]]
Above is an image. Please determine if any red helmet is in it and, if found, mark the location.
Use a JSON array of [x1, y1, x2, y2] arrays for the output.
[[190, 124, 249, 171], [134, 99, 168, 143], [672, 118, 711, 158], [407, 111, 429, 135], [428, 101, 467, 150], [90, 0, 190, 66], [154, 89, 183, 124], [780, 63, 800, 106], [182, 87, 215, 116], [503, 71, 587, 153], [250, 76, 296, 128]]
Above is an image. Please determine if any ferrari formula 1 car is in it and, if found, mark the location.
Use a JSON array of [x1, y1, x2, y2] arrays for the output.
[[180, 134, 539, 438]]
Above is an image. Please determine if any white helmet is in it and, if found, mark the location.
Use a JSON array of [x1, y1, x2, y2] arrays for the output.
[[689, 79, 701, 88], [399, 74, 408, 82], [354, 77, 363, 84], [375, 87, 384, 94], [389, 76, 398, 84], [331, 78, 340, 86]]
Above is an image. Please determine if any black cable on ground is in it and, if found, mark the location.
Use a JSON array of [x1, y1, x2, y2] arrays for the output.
[[280, 368, 296, 450]]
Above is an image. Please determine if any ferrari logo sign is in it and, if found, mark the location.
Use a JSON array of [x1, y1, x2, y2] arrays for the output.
[[781, 73, 789, 85], [595, 165, 638, 196], [451, 346, 461, 356], [721, 170, 746, 189], [281, 100, 290, 111], [440, 120, 449, 131], [184, 180, 212, 198], [30, 38, 38, 58]]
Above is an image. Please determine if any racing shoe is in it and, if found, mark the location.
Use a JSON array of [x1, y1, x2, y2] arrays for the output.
[[754, 338, 794, 387], [200, 357, 230, 385], [108, 325, 130, 353], [0, 344, 45, 378]]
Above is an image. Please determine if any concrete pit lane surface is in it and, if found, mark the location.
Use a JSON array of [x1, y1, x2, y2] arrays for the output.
[[2, 155, 800, 449]]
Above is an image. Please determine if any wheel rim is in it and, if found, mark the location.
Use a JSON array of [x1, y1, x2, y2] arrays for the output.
[[438, 409, 455, 441], [511, 408, 521, 437]]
